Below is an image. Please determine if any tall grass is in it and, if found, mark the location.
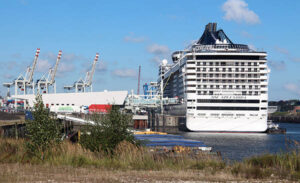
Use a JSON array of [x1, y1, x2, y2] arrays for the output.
[[1, 138, 300, 180]]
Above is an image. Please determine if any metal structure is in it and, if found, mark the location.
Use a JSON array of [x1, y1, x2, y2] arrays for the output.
[[36, 50, 62, 94], [64, 53, 99, 92], [3, 48, 40, 108]]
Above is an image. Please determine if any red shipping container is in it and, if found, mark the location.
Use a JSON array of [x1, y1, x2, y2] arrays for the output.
[[88, 104, 112, 113]]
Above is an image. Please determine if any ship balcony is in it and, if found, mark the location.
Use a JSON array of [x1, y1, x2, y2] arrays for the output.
[[260, 76, 268, 80], [186, 75, 197, 79], [260, 81, 268, 85], [186, 80, 197, 85], [186, 63, 195, 67], [259, 64, 267, 68]]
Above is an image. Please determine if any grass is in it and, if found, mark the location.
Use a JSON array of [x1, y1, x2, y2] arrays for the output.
[[0, 138, 299, 181]]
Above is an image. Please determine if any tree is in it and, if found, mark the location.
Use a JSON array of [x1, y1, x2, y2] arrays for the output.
[[80, 106, 135, 154], [25, 94, 62, 159]]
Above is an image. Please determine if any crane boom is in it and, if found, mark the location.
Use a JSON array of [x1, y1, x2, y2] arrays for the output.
[[87, 53, 99, 86], [27, 48, 40, 83], [50, 50, 62, 84]]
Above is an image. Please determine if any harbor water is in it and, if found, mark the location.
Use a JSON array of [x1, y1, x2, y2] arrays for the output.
[[181, 123, 300, 161]]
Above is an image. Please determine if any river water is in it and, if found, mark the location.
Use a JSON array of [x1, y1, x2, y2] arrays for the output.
[[181, 123, 300, 161]]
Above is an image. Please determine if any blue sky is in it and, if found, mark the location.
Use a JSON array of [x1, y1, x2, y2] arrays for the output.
[[0, 0, 299, 101]]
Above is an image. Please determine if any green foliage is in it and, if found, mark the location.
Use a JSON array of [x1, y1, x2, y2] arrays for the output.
[[25, 94, 62, 159], [80, 106, 135, 154]]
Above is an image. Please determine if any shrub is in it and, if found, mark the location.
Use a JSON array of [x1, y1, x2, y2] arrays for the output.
[[25, 94, 62, 159], [80, 106, 135, 154]]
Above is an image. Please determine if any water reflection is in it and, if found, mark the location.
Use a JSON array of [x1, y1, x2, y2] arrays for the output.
[[181, 123, 300, 161]]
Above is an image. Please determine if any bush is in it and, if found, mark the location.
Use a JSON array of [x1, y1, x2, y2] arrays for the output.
[[25, 94, 62, 159], [80, 106, 135, 154]]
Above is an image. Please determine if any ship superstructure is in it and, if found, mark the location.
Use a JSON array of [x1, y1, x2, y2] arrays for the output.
[[158, 23, 269, 132]]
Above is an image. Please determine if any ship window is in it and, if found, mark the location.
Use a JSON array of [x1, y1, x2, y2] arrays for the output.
[[56, 104, 59, 106], [261, 91, 267, 94], [197, 99, 259, 103], [262, 100, 267, 103], [209, 91, 213, 95], [261, 108, 267, 110], [241, 63, 245, 66], [215, 62, 219, 66], [61, 104, 64, 106], [203, 62, 206, 66], [186, 55, 193, 60], [72, 104, 75, 106], [216, 68, 219, 72], [209, 62, 213, 66], [197, 106, 259, 111], [236, 68, 239, 72], [51, 104, 54, 106]]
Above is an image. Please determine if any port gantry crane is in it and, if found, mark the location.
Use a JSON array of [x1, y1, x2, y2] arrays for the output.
[[64, 53, 99, 93], [36, 50, 62, 94], [3, 48, 40, 108]]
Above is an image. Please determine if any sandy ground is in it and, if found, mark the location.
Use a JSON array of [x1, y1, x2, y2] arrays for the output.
[[0, 163, 290, 183]]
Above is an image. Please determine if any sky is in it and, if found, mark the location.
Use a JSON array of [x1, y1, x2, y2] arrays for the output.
[[0, 0, 299, 101]]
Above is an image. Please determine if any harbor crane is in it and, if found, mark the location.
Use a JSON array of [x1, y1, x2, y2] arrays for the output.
[[36, 50, 62, 94], [64, 53, 99, 93], [3, 48, 40, 108]]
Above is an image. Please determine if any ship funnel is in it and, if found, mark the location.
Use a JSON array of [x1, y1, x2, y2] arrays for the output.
[[205, 23, 217, 32]]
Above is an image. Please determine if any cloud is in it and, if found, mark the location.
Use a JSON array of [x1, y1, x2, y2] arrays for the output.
[[124, 33, 146, 43], [291, 57, 300, 62], [57, 62, 74, 73], [268, 60, 286, 71], [112, 69, 137, 78], [274, 46, 289, 55], [284, 83, 300, 96], [241, 31, 253, 38], [222, 0, 260, 24], [147, 44, 170, 55], [96, 61, 107, 72], [3, 74, 14, 80], [36, 59, 52, 73], [274, 46, 300, 62]]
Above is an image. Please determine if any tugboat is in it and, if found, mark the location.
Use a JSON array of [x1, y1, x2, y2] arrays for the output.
[[266, 120, 286, 134]]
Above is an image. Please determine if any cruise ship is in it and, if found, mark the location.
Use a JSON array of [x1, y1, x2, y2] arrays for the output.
[[158, 23, 269, 132]]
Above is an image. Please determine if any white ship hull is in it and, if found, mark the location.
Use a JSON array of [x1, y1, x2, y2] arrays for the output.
[[186, 116, 268, 132]]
